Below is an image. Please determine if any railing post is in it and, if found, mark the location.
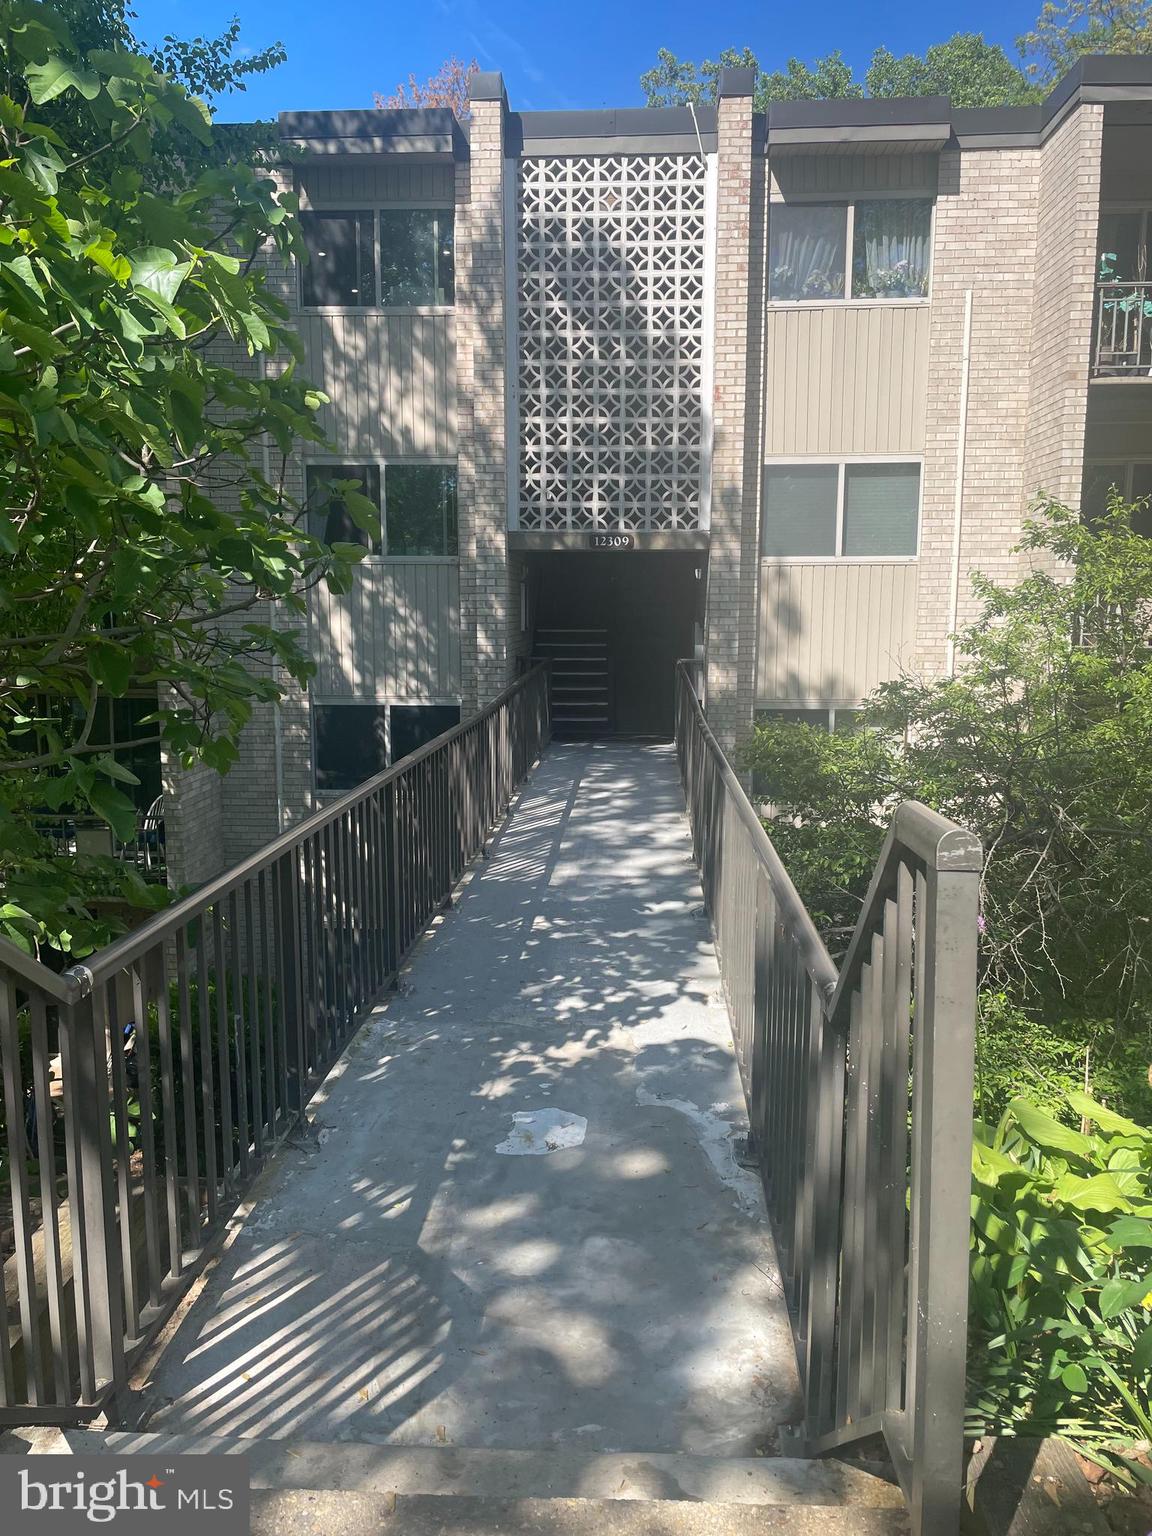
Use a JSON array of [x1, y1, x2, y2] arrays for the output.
[[903, 855, 980, 1535], [59, 991, 126, 1405], [277, 851, 306, 1115]]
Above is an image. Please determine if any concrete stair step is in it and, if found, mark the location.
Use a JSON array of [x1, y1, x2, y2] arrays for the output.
[[19, 1429, 904, 1513], [249, 1491, 911, 1535]]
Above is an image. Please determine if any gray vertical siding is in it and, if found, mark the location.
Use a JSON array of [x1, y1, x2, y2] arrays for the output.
[[311, 560, 461, 698], [757, 560, 919, 704], [769, 152, 940, 199], [763, 305, 930, 456], [297, 313, 456, 457], [299, 162, 457, 205]]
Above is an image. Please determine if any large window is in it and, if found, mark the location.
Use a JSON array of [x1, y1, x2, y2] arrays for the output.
[[314, 702, 461, 792], [762, 461, 920, 558], [769, 199, 932, 302], [379, 210, 454, 306], [300, 208, 455, 308], [299, 211, 376, 307], [1082, 461, 1152, 538], [305, 464, 457, 557]]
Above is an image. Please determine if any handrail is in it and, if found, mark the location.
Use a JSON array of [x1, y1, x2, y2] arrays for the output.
[[0, 666, 547, 1000], [1094, 279, 1152, 376], [0, 662, 550, 1423], [677, 659, 838, 1000], [674, 659, 981, 1536]]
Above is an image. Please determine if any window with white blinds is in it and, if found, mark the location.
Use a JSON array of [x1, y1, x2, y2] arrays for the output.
[[762, 461, 921, 559]]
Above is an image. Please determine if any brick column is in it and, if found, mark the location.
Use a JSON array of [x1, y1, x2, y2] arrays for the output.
[[704, 67, 760, 755], [457, 71, 511, 713]]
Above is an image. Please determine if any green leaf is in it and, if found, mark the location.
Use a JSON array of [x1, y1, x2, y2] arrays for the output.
[[1099, 1273, 1152, 1321], [85, 782, 138, 843], [1108, 1218, 1152, 1251], [1050, 1172, 1135, 1216], [129, 246, 192, 305], [1008, 1098, 1095, 1159], [1067, 1092, 1149, 1141], [90, 642, 134, 696], [93, 754, 140, 786], [25, 57, 102, 104], [1060, 1362, 1088, 1393], [1133, 1323, 1152, 1374]]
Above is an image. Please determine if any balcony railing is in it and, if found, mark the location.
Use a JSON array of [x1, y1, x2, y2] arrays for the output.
[[1094, 281, 1152, 377]]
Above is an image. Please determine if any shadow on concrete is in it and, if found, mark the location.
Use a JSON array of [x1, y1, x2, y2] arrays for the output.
[[136, 744, 801, 1457]]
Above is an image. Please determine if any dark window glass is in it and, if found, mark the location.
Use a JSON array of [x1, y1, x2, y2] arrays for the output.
[[300, 211, 375, 306], [386, 466, 458, 556], [1098, 210, 1148, 284], [379, 210, 455, 306], [314, 704, 388, 792], [389, 704, 461, 764], [769, 205, 846, 301], [762, 465, 839, 556], [852, 199, 932, 298], [306, 465, 382, 553], [1131, 463, 1152, 538], [842, 463, 920, 556], [759, 708, 831, 731]]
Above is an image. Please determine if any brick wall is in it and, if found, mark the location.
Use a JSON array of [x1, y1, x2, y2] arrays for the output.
[[915, 146, 1042, 675], [458, 81, 512, 712], [1023, 105, 1104, 527], [704, 73, 761, 752]]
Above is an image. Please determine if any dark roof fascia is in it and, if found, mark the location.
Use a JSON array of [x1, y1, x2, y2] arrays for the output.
[[277, 108, 467, 159], [509, 106, 717, 157]]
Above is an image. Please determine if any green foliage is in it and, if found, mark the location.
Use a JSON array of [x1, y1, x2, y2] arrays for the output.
[[743, 499, 1152, 1034], [866, 35, 1034, 107], [968, 1092, 1152, 1466], [975, 992, 1152, 1128], [1019, 0, 1152, 84], [0, 3, 371, 958], [641, 45, 862, 111]]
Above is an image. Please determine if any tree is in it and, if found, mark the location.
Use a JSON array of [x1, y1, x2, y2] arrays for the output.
[[0, 1, 372, 958], [866, 35, 1034, 107], [741, 499, 1152, 1048], [1019, 0, 1152, 83], [641, 46, 862, 111], [374, 56, 478, 120]]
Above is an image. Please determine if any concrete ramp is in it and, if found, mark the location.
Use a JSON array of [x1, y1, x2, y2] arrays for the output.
[[137, 745, 801, 1457]]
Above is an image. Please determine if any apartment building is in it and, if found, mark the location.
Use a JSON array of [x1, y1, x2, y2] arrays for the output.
[[163, 55, 1152, 887]]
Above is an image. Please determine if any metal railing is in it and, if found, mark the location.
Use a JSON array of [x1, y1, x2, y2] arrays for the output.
[[0, 664, 549, 1423], [1094, 281, 1152, 376], [674, 661, 981, 1536]]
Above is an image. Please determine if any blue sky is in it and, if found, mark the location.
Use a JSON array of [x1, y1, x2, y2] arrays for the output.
[[129, 0, 1042, 118]]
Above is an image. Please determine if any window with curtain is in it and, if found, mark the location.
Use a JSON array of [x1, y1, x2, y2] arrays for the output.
[[768, 205, 847, 301], [842, 463, 920, 555], [851, 200, 932, 299], [299, 211, 376, 307], [379, 210, 455, 306], [762, 464, 839, 556]]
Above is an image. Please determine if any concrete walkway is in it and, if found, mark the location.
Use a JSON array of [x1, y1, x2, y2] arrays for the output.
[[141, 744, 801, 1457]]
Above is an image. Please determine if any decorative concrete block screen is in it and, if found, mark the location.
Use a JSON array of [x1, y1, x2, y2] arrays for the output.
[[517, 154, 707, 532]]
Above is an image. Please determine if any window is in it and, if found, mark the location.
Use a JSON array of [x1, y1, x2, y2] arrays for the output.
[[762, 464, 838, 556], [769, 199, 932, 302], [852, 199, 932, 299], [1098, 208, 1151, 284], [306, 464, 458, 556], [313, 702, 461, 792], [757, 707, 861, 733], [379, 210, 454, 306], [300, 211, 376, 307], [1082, 461, 1152, 538], [386, 466, 458, 556], [306, 465, 382, 553], [314, 704, 388, 792], [762, 461, 920, 559], [389, 704, 461, 763]]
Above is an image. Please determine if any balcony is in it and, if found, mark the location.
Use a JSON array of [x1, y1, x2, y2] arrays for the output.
[[1092, 281, 1152, 378]]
